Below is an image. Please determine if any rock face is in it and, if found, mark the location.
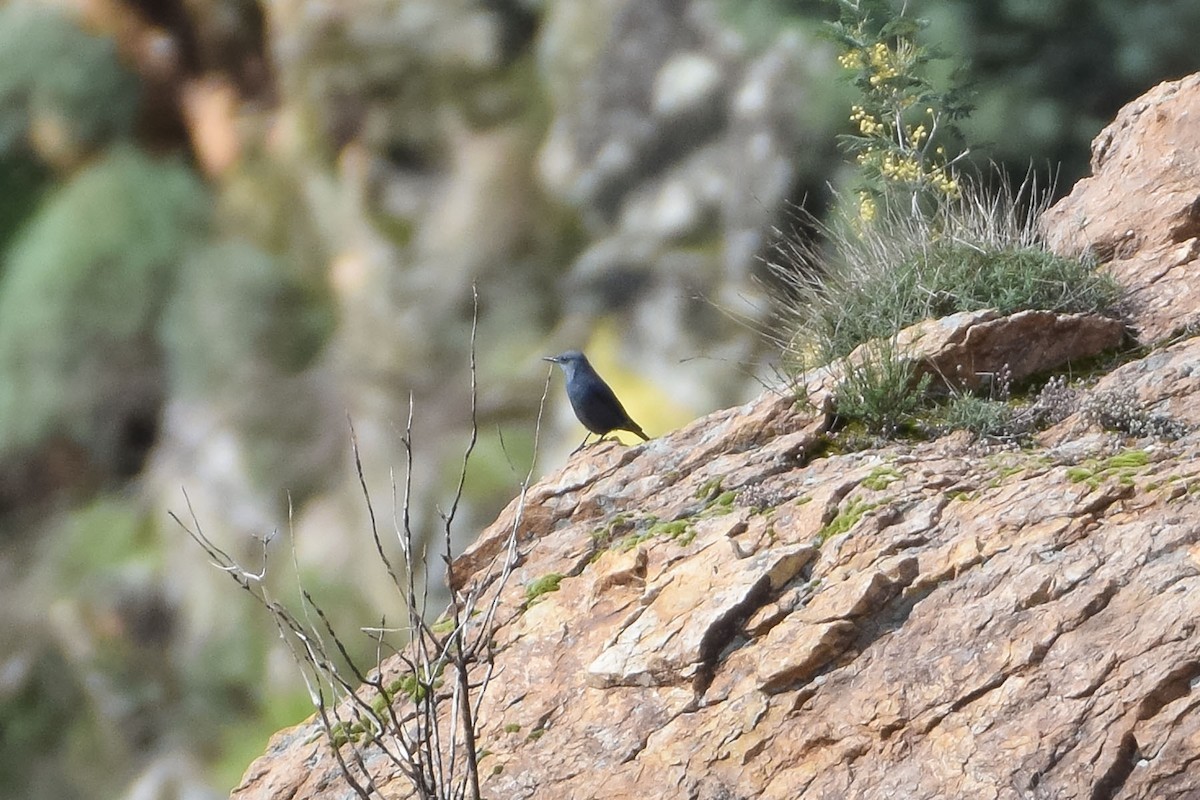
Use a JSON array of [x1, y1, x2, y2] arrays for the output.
[[861, 308, 1125, 390], [235, 358, 1200, 800], [232, 80, 1200, 799], [1043, 72, 1200, 343]]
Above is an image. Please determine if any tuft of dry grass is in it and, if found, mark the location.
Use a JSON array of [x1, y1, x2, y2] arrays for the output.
[[767, 173, 1122, 370]]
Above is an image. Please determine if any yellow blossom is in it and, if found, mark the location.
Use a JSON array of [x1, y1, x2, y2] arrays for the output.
[[838, 51, 864, 70], [880, 153, 922, 183], [866, 42, 899, 82], [858, 193, 877, 223]]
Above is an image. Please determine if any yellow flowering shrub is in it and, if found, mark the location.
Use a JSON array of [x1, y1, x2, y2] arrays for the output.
[[825, 0, 972, 216]]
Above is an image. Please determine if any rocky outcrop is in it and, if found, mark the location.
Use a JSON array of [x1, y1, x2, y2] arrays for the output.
[[235, 346, 1200, 799], [231, 78, 1200, 799], [856, 308, 1125, 391], [1043, 72, 1200, 344]]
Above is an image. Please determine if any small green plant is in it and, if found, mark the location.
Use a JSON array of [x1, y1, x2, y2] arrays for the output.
[[646, 518, 697, 546], [524, 573, 565, 607], [649, 520, 691, 539], [987, 462, 1026, 486], [618, 530, 654, 552], [816, 496, 882, 544], [322, 671, 444, 749], [936, 392, 1014, 438], [694, 477, 724, 501], [697, 488, 738, 518], [381, 675, 436, 706], [834, 338, 931, 436], [328, 721, 353, 748], [590, 512, 636, 550]]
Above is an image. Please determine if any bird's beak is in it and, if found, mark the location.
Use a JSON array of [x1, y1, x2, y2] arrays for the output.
[[542, 356, 558, 363]]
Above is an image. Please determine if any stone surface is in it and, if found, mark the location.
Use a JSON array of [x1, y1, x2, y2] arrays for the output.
[[1043, 72, 1200, 344], [231, 304, 1200, 800], [895, 309, 1126, 388], [233, 387, 1200, 799], [799, 307, 1126, 405]]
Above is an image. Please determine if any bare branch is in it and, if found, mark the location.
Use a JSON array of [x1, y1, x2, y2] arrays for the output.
[[175, 279, 554, 799]]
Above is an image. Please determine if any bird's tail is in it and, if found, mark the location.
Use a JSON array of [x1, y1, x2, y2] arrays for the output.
[[627, 424, 650, 442]]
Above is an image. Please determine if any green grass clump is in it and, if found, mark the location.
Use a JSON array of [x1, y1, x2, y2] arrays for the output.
[[934, 392, 1015, 438], [714, 490, 737, 507], [650, 520, 691, 538], [770, 177, 1122, 440], [773, 179, 1122, 367], [834, 339, 932, 436], [618, 531, 653, 551], [698, 489, 738, 518], [862, 465, 902, 491], [916, 244, 1118, 320], [647, 519, 696, 546], [590, 512, 635, 550]]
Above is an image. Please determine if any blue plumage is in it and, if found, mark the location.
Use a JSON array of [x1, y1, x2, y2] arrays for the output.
[[544, 350, 649, 449]]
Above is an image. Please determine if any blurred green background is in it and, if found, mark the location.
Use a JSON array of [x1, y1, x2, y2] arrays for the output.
[[0, 0, 1197, 797]]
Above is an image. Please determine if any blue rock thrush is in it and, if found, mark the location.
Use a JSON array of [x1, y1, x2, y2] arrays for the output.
[[544, 350, 650, 452]]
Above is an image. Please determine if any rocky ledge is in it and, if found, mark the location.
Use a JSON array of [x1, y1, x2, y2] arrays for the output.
[[233, 75, 1200, 799]]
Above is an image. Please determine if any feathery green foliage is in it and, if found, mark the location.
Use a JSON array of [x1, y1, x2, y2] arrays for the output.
[[770, 1, 1122, 440]]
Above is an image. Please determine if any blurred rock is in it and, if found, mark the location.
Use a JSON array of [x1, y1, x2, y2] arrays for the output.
[[0, 5, 140, 165], [539, 0, 817, 273], [534, 0, 826, 418], [0, 147, 208, 495], [124, 750, 225, 800]]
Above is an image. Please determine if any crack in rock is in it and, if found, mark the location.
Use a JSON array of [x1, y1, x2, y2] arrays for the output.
[[586, 544, 814, 688]]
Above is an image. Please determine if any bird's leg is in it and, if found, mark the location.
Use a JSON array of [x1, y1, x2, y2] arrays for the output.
[[571, 432, 592, 454]]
